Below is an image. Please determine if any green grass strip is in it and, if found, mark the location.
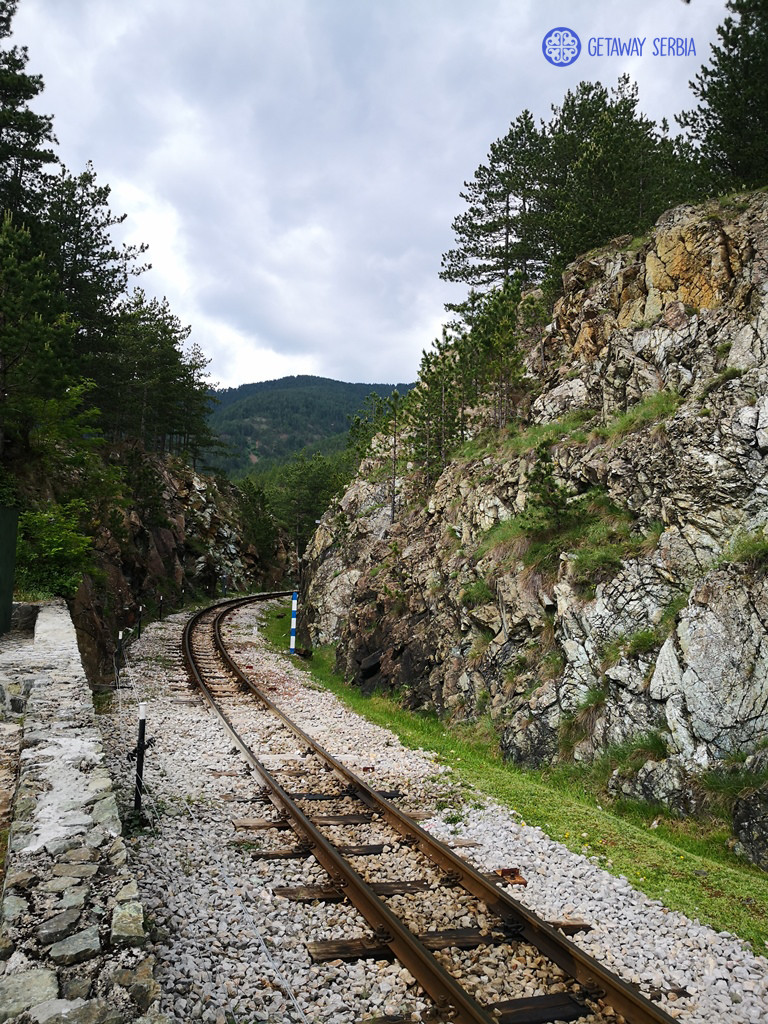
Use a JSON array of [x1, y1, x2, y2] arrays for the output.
[[260, 600, 768, 952]]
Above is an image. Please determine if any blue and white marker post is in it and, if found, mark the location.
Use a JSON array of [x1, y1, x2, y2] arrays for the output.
[[290, 591, 298, 655]]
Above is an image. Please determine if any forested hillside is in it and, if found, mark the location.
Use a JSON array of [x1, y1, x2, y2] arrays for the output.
[[208, 375, 412, 477]]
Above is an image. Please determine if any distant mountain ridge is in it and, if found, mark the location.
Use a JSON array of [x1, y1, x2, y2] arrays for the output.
[[207, 374, 412, 477]]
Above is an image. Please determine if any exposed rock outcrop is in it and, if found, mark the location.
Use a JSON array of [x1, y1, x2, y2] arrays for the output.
[[70, 449, 285, 685], [302, 191, 768, 865]]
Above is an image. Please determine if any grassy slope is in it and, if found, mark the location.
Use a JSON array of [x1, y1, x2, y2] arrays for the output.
[[261, 599, 768, 953]]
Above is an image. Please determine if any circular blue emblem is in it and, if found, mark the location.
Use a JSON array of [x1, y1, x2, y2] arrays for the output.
[[542, 27, 581, 66]]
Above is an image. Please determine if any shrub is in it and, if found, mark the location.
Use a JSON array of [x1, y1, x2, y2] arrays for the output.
[[588, 731, 670, 786], [477, 478, 645, 592], [475, 518, 524, 559], [558, 712, 581, 758], [626, 629, 659, 657], [699, 367, 744, 400], [723, 531, 768, 570], [572, 542, 627, 586], [575, 683, 609, 727], [658, 593, 689, 636], [460, 578, 495, 609], [558, 684, 609, 757], [700, 762, 768, 817], [540, 650, 565, 680], [15, 500, 94, 597], [467, 628, 494, 667], [599, 635, 626, 669]]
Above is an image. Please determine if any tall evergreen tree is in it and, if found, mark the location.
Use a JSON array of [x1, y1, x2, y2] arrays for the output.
[[405, 330, 466, 481], [105, 289, 215, 457], [0, 212, 73, 459], [440, 110, 546, 299], [39, 163, 149, 362], [0, 0, 57, 220], [540, 76, 706, 285], [442, 76, 707, 303], [347, 391, 387, 463], [263, 450, 348, 557], [387, 388, 402, 523], [677, 0, 768, 188], [470, 280, 526, 428]]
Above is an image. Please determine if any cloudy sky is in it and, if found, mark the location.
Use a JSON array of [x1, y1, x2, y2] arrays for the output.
[[13, 0, 727, 389]]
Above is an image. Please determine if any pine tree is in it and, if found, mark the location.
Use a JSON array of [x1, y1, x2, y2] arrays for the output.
[[677, 0, 768, 188], [440, 109, 546, 298], [442, 76, 706, 304], [347, 391, 386, 463], [405, 331, 465, 481], [540, 76, 705, 284], [38, 163, 149, 359], [387, 388, 402, 523], [0, 212, 74, 459], [263, 451, 347, 556], [105, 290, 214, 456], [0, 0, 57, 220], [471, 280, 525, 429]]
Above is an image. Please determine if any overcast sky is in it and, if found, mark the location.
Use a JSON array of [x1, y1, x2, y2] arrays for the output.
[[13, 0, 727, 389]]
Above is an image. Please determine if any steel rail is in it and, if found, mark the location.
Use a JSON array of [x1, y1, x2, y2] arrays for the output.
[[213, 599, 677, 1024], [186, 594, 678, 1024], [183, 597, 500, 1024]]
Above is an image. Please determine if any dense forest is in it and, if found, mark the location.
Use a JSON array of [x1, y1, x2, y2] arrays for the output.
[[0, 0, 410, 589]]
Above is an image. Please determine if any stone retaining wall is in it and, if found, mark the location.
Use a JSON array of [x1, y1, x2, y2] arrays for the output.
[[0, 602, 164, 1024]]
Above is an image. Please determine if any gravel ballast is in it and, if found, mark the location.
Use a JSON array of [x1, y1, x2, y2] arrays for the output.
[[97, 603, 768, 1024]]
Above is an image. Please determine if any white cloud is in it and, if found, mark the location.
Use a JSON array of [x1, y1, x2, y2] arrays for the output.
[[12, 0, 726, 387], [199, 320, 321, 391]]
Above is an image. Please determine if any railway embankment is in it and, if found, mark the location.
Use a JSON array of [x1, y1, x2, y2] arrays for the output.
[[0, 601, 163, 1024], [4, 595, 768, 1023], [101, 599, 768, 1023]]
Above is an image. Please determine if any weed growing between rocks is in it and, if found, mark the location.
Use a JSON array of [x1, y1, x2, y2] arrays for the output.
[[591, 389, 681, 441], [475, 475, 651, 598], [502, 407, 598, 456], [721, 530, 768, 570], [699, 760, 768, 818], [459, 578, 495, 609]]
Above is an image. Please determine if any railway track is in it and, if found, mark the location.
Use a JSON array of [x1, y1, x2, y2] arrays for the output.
[[182, 594, 679, 1024]]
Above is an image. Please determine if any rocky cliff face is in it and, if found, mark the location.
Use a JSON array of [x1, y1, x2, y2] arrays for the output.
[[301, 191, 768, 849], [71, 449, 284, 684]]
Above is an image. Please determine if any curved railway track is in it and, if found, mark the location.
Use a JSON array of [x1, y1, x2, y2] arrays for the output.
[[182, 594, 678, 1024]]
